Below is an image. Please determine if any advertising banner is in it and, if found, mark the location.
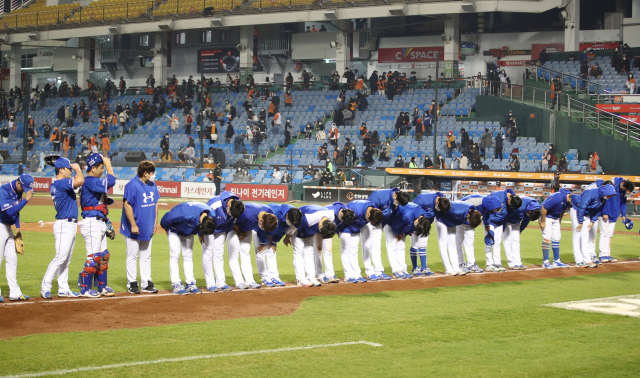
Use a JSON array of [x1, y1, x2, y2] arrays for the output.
[[377, 47, 444, 63], [531, 43, 564, 60], [304, 187, 339, 202], [579, 42, 620, 51], [198, 48, 262, 74], [338, 187, 376, 202], [226, 184, 288, 202], [155, 181, 181, 198], [596, 104, 640, 113], [180, 182, 217, 199], [33, 177, 52, 192]]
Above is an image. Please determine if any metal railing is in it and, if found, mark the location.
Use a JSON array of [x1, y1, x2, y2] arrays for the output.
[[258, 34, 291, 51], [480, 79, 640, 142], [525, 61, 606, 95], [591, 92, 640, 104]]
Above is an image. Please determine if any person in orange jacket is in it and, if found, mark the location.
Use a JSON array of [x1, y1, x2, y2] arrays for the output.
[[102, 135, 110, 155], [285, 91, 292, 108]]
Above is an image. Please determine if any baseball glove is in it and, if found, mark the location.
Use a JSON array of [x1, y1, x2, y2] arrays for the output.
[[14, 232, 24, 255], [44, 154, 62, 167], [105, 217, 116, 240]]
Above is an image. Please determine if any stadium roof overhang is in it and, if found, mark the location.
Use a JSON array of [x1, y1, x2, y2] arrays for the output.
[[3, 0, 564, 43]]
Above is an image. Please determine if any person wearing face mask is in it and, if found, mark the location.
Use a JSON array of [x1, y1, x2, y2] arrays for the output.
[[122, 161, 160, 295], [284, 118, 293, 148], [256, 205, 302, 287]]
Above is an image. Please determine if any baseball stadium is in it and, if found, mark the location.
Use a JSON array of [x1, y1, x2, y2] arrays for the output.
[[1, 0, 640, 376]]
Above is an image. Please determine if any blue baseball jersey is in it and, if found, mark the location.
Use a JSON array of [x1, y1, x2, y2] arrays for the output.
[[601, 177, 628, 221], [435, 201, 475, 228], [0, 181, 27, 227], [571, 187, 605, 224], [267, 204, 297, 243], [343, 200, 375, 234], [160, 201, 213, 237], [486, 189, 516, 227], [51, 178, 78, 220], [207, 191, 240, 234], [80, 174, 116, 219], [390, 203, 428, 236], [368, 188, 399, 225], [326, 202, 347, 232], [542, 189, 572, 219], [504, 196, 540, 232], [460, 194, 493, 226], [236, 203, 275, 245], [120, 176, 160, 241], [297, 204, 334, 239], [413, 192, 444, 223]]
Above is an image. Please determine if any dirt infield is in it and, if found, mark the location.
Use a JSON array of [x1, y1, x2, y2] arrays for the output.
[[1, 260, 639, 339]]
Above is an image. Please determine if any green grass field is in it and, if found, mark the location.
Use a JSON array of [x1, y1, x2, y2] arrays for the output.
[[1, 198, 640, 377]]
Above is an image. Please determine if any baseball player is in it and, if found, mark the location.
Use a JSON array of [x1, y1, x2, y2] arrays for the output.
[[435, 201, 484, 276], [364, 188, 411, 280], [502, 196, 541, 270], [315, 202, 355, 284], [387, 202, 431, 279], [596, 178, 635, 262], [228, 203, 278, 290], [160, 202, 217, 294], [78, 154, 116, 298], [122, 161, 160, 294], [255, 204, 302, 287], [41, 157, 84, 299], [0, 174, 34, 302], [539, 188, 573, 269], [285, 204, 337, 287], [459, 194, 504, 272], [412, 192, 451, 276], [202, 191, 245, 292], [570, 184, 616, 267], [338, 200, 383, 283]]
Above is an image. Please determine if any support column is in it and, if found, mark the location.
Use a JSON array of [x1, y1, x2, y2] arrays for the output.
[[335, 19, 350, 77], [8, 44, 21, 90], [153, 33, 166, 86], [239, 25, 252, 85], [633, 0, 640, 18], [77, 37, 91, 88], [444, 14, 460, 79], [564, 0, 580, 52]]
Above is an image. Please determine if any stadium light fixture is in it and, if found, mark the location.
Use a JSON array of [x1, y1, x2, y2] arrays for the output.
[[461, 0, 475, 12], [27, 33, 38, 41], [211, 17, 224, 27], [388, 4, 407, 16], [324, 9, 337, 19], [108, 25, 121, 34], [158, 19, 174, 30]]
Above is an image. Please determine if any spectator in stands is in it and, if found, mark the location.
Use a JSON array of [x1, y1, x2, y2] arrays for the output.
[[408, 157, 418, 169], [567, 52, 576, 62], [541, 151, 549, 171], [581, 49, 588, 62], [612, 48, 623, 73], [281, 170, 291, 184], [18, 162, 23, 175], [499, 69, 509, 95], [580, 60, 589, 89], [627, 73, 636, 94], [557, 156, 568, 171], [370, 130, 380, 151], [318, 144, 328, 161], [51, 128, 60, 151], [342, 107, 353, 126], [284, 118, 293, 148], [509, 122, 518, 144], [184, 112, 193, 134], [550, 171, 561, 192], [69, 132, 76, 158], [459, 128, 470, 153], [326, 158, 334, 173], [319, 25, 327, 32], [225, 122, 234, 143], [305, 26, 311, 32], [31, 154, 40, 173], [102, 135, 110, 157], [436, 154, 446, 169], [333, 146, 345, 166], [319, 168, 333, 186], [160, 133, 170, 160], [43, 121, 51, 140], [213, 166, 222, 195], [423, 154, 433, 169], [590, 63, 603, 78], [495, 131, 504, 160], [623, 54, 631, 73], [480, 128, 492, 156], [395, 112, 406, 136], [414, 118, 424, 142], [234, 133, 245, 154], [423, 111, 434, 136], [362, 145, 375, 167], [57, 106, 65, 126], [550, 75, 563, 111], [386, 75, 395, 100], [303, 165, 314, 178], [329, 123, 340, 146], [380, 142, 391, 162], [446, 131, 456, 158], [510, 154, 520, 172], [335, 169, 346, 185], [119, 77, 126, 96], [429, 100, 439, 118], [184, 145, 195, 163], [394, 154, 405, 168], [460, 154, 469, 170]]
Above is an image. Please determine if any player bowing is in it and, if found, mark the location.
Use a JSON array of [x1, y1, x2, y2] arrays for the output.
[[539, 189, 573, 269], [338, 200, 383, 283], [459, 194, 503, 272], [435, 201, 484, 276], [387, 202, 430, 279], [160, 202, 217, 294], [229, 203, 278, 290], [316, 202, 355, 284], [502, 196, 541, 270], [596, 178, 634, 262], [42, 157, 84, 299], [412, 192, 451, 276]]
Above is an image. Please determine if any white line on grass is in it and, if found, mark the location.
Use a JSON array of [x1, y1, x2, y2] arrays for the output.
[[0, 341, 383, 378]]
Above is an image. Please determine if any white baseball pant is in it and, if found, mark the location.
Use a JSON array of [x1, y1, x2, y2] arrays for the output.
[[0, 223, 22, 298], [253, 232, 281, 281], [410, 233, 428, 249], [292, 232, 316, 281], [41, 220, 77, 293], [227, 229, 257, 285], [167, 230, 196, 285], [598, 218, 616, 258], [79, 217, 107, 256], [435, 220, 460, 274], [125, 236, 153, 288], [484, 224, 504, 266], [383, 225, 407, 273], [455, 224, 476, 266], [314, 234, 335, 279], [340, 232, 363, 279], [360, 223, 385, 276], [503, 222, 523, 267], [202, 232, 228, 289], [570, 208, 596, 264], [541, 218, 561, 242]]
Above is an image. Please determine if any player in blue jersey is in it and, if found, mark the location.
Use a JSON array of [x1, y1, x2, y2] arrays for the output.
[[161, 201, 217, 294], [315, 202, 355, 284], [596, 178, 634, 262], [502, 196, 541, 270], [228, 203, 278, 290], [339, 200, 383, 283], [286, 204, 337, 287], [78, 154, 116, 298], [459, 194, 503, 272], [202, 192, 244, 291], [122, 161, 160, 294], [387, 202, 431, 279], [0, 174, 34, 302], [41, 157, 84, 299], [412, 192, 451, 276], [254, 204, 302, 287], [539, 189, 573, 268], [364, 188, 410, 280]]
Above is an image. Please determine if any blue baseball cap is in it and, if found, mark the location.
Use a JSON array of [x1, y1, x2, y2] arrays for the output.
[[18, 174, 34, 191], [599, 184, 616, 197], [54, 157, 72, 170], [86, 153, 103, 172], [482, 196, 502, 212], [526, 200, 541, 212]]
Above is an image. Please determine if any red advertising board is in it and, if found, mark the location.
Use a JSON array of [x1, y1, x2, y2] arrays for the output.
[[155, 181, 181, 197], [33, 177, 52, 192], [579, 42, 620, 51], [377, 47, 444, 63], [621, 116, 640, 125], [226, 184, 288, 202], [596, 104, 640, 113], [497, 60, 528, 66], [531, 43, 564, 60]]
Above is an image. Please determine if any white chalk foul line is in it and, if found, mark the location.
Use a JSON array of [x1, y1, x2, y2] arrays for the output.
[[0, 341, 383, 378]]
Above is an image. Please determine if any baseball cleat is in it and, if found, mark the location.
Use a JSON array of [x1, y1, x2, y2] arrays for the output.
[[587, 261, 598, 268], [271, 278, 286, 287], [576, 262, 588, 268], [485, 265, 500, 272], [345, 278, 358, 283], [356, 277, 367, 283], [58, 291, 81, 298], [0, 296, 3, 303], [171, 283, 190, 295], [310, 278, 322, 286], [393, 271, 405, 279], [235, 283, 249, 290], [467, 264, 484, 273], [186, 283, 202, 294], [592, 258, 602, 265], [219, 285, 233, 292], [599, 256, 616, 263], [412, 267, 425, 277], [128, 281, 141, 294], [494, 265, 507, 272], [457, 270, 467, 276], [142, 281, 158, 293], [207, 286, 219, 292], [379, 273, 392, 281], [80, 290, 100, 298], [445, 271, 459, 276], [10, 294, 30, 301], [248, 282, 261, 289], [100, 287, 115, 297], [513, 265, 527, 270], [542, 260, 555, 269], [367, 274, 380, 281], [422, 267, 435, 276], [261, 278, 275, 288], [42, 291, 53, 299], [553, 260, 570, 268], [319, 276, 330, 284], [328, 276, 340, 283], [459, 263, 471, 274], [297, 279, 313, 287], [403, 270, 413, 279]]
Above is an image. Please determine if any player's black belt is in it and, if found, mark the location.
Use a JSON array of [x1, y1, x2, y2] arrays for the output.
[[67, 218, 77, 223]]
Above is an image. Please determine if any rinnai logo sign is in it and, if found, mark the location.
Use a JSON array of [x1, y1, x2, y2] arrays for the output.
[[156, 182, 181, 197], [33, 178, 51, 192], [377, 47, 444, 63]]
